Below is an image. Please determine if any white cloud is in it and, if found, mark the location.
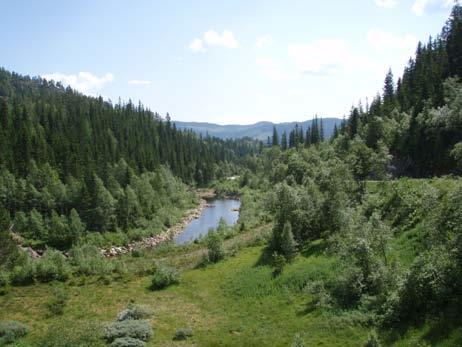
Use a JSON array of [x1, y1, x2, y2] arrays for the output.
[[367, 29, 418, 54], [41, 72, 114, 94], [255, 35, 273, 48], [189, 30, 239, 52], [256, 57, 290, 81], [288, 40, 351, 75], [189, 38, 205, 52], [412, 0, 453, 16], [204, 30, 239, 48], [128, 80, 151, 85], [374, 0, 398, 8]]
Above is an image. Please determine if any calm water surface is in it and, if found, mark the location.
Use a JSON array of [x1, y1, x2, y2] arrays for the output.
[[175, 199, 240, 245]]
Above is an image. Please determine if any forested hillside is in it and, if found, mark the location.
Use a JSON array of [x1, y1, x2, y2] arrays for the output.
[[338, 4, 462, 177], [0, 70, 260, 249]]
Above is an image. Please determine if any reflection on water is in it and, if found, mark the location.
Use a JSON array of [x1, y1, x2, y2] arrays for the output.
[[175, 199, 240, 245]]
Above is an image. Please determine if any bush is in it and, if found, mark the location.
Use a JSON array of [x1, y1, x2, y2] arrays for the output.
[[70, 244, 113, 276], [36, 250, 70, 282], [150, 265, 179, 290], [9, 254, 35, 286], [36, 321, 104, 347], [104, 320, 152, 342], [46, 286, 69, 316], [364, 330, 381, 347], [131, 249, 144, 258], [0, 271, 9, 295], [117, 304, 153, 321], [173, 328, 193, 341], [272, 252, 286, 277], [110, 337, 145, 347], [0, 321, 28, 344], [206, 231, 225, 263]]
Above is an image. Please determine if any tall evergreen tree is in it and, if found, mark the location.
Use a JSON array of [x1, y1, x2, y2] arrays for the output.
[[272, 126, 279, 146]]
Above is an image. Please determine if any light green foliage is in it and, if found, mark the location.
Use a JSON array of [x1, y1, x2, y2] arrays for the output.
[[36, 321, 104, 347], [0, 321, 28, 345], [117, 304, 153, 321], [104, 320, 152, 342], [150, 264, 179, 290], [36, 249, 70, 282], [110, 337, 146, 347], [206, 231, 225, 263], [46, 286, 69, 316], [9, 252, 35, 286], [363, 330, 381, 347], [173, 328, 193, 341], [70, 243, 113, 276], [291, 333, 306, 347]]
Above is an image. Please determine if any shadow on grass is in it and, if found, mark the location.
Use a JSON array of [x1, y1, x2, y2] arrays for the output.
[[381, 302, 462, 346], [300, 239, 327, 258], [254, 245, 274, 267]]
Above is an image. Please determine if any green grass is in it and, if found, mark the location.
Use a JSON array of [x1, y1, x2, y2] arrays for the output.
[[0, 235, 369, 346]]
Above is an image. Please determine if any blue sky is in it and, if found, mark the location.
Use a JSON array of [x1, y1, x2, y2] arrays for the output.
[[0, 0, 455, 124]]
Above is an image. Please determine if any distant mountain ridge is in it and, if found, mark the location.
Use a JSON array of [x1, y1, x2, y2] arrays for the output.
[[174, 118, 343, 141]]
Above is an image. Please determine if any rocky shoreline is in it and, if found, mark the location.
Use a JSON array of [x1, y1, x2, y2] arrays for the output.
[[101, 198, 208, 257]]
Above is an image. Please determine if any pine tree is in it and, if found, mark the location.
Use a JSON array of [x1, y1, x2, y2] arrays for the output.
[[0, 97, 7, 130], [68, 208, 85, 242], [280, 221, 297, 261], [281, 131, 288, 150], [272, 126, 279, 146]]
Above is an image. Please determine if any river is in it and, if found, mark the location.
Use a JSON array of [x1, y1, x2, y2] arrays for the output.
[[174, 199, 241, 245]]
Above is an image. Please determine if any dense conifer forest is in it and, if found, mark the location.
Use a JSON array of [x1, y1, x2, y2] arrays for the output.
[[0, 70, 260, 249]]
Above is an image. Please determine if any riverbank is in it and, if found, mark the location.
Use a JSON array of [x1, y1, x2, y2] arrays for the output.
[[101, 197, 208, 257]]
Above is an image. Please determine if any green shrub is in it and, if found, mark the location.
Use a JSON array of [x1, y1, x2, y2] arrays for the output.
[[36, 250, 70, 282], [104, 320, 152, 342], [206, 231, 225, 263], [131, 249, 145, 258], [173, 328, 193, 341], [70, 244, 113, 276], [9, 254, 35, 286], [36, 321, 104, 347], [0, 321, 28, 344], [150, 265, 179, 290], [272, 252, 286, 277], [0, 271, 9, 295], [291, 333, 306, 347], [364, 330, 381, 347], [46, 286, 69, 316], [117, 304, 153, 321], [110, 337, 146, 347]]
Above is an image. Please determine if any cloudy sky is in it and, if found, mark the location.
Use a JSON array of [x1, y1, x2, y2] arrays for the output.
[[0, 0, 456, 124]]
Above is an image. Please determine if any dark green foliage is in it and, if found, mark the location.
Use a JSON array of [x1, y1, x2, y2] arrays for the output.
[[0, 271, 8, 295], [173, 328, 193, 341], [104, 320, 152, 342], [272, 252, 286, 277], [150, 265, 179, 290], [341, 3, 462, 177], [0, 321, 28, 345], [46, 286, 69, 316], [280, 222, 297, 262], [0, 68, 257, 250]]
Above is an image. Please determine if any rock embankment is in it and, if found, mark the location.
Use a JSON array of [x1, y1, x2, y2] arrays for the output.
[[102, 198, 208, 257]]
